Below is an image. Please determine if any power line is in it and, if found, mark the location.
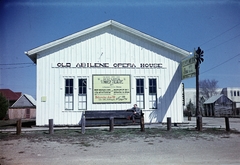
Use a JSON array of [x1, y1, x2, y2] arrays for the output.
[[205, 33, 240, 52], [0, 64, 35, 70], [0, 63, 33, 65], [200, 53, 240, 75], [200, 22, 240, 46]]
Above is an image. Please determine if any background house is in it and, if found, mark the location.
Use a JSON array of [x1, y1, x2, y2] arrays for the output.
[[0, 89, 36, 120], [8, 94, 36, 119], [184, 87, 240, 117], [203, 94, 233, 117]]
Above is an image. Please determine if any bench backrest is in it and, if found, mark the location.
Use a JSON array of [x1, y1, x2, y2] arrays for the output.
[[84, 110, 143, 119]]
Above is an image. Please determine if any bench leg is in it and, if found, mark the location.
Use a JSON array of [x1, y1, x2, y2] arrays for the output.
[[109, 117, 114, 132]]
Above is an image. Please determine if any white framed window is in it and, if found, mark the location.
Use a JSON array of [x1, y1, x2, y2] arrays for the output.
[[149, 78, 157, 109], [78, 79, 87, 110], [65, 78, 74, 110], [136, 78, 144, 109]]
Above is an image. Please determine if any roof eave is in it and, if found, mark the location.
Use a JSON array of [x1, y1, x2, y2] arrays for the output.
[[111, 20, 190, 57], [25, 20, 112, 56]]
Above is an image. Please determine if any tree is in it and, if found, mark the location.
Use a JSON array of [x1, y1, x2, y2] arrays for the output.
[[199, 79, 218, 99], [0, 93, 9, 120], [186, 99, 195, 116]]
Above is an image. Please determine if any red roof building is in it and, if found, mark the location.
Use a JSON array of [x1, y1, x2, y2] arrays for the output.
[[0, 89, 22, 106]]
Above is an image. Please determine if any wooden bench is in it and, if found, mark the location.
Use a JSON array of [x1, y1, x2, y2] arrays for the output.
[[80, 110, 145, 133]]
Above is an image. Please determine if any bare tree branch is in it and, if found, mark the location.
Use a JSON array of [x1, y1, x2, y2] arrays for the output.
[[199, 79, 218, 99]]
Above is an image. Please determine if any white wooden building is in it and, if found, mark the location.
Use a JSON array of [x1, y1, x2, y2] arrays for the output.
[[25, 20, 190, 126]]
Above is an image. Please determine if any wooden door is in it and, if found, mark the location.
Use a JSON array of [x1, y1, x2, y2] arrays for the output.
[[26, 109, 30, 119]]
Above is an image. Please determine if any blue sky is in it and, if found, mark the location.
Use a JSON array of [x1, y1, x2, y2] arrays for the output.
[[1, 0, 240, 98]]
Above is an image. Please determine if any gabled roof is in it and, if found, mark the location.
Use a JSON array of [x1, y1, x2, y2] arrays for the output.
[[25, 20, 190, 63], [11, 94, 36, 108], [204, 94, 223, 104], [203, 94, 233, 104], [0, 89, 21, 101]]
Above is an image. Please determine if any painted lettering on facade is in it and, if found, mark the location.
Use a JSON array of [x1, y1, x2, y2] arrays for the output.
[[54, 62, 165, 69], [57, 63, 71, 67]]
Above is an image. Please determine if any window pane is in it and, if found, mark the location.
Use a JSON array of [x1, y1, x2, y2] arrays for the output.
[[140, 86, 144, 93], [79, 79, 86, 86], [66, 79, 73, 86], [149, 79, 152, 85], [149, 87, 152, 94], [153, 79, 156, 86], [136, 79, 143, 86], [83, 87, 86, 94], [136, 79, 144, 94], [137, 87, 140, 94], [149, 79, 156, 94], [79, 79, 87, 94], [65, 79, 73, 95], [79, 88, 82, 94], [70, 87, 73, 94], [69, 79, 73, 86]]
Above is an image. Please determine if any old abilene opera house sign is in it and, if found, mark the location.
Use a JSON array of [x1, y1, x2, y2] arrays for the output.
[[54, 62, 165, 69]]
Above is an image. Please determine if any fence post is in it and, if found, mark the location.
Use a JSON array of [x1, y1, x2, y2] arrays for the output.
[[197, 116, 202, 131], [140, 116, 145, 132], [109, 117, 114, 132], [16, 119, 22, 135], [188, 111, 191, 121], [49, 119, 54, 134], [167, 117, 171, 131], [81, 115, 85, 134], [225, 117, 230, 132]]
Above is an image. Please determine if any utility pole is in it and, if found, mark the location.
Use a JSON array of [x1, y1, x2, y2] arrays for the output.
[[194, 47, 204, 131]]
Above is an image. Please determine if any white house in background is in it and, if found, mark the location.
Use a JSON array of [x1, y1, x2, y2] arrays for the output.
[[25, 20, 190, 126], [221, 87, 240, 107], [221, 87, 240, 115]]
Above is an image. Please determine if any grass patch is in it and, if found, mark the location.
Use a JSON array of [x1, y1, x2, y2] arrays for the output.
[[1, 127, 239, 147]]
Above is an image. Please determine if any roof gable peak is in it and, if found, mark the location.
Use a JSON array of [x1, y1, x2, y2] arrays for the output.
[[25, 20, 190, 63]]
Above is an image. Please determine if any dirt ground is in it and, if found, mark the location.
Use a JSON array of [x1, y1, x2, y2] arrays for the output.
[[0, 117, 240, 165]]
